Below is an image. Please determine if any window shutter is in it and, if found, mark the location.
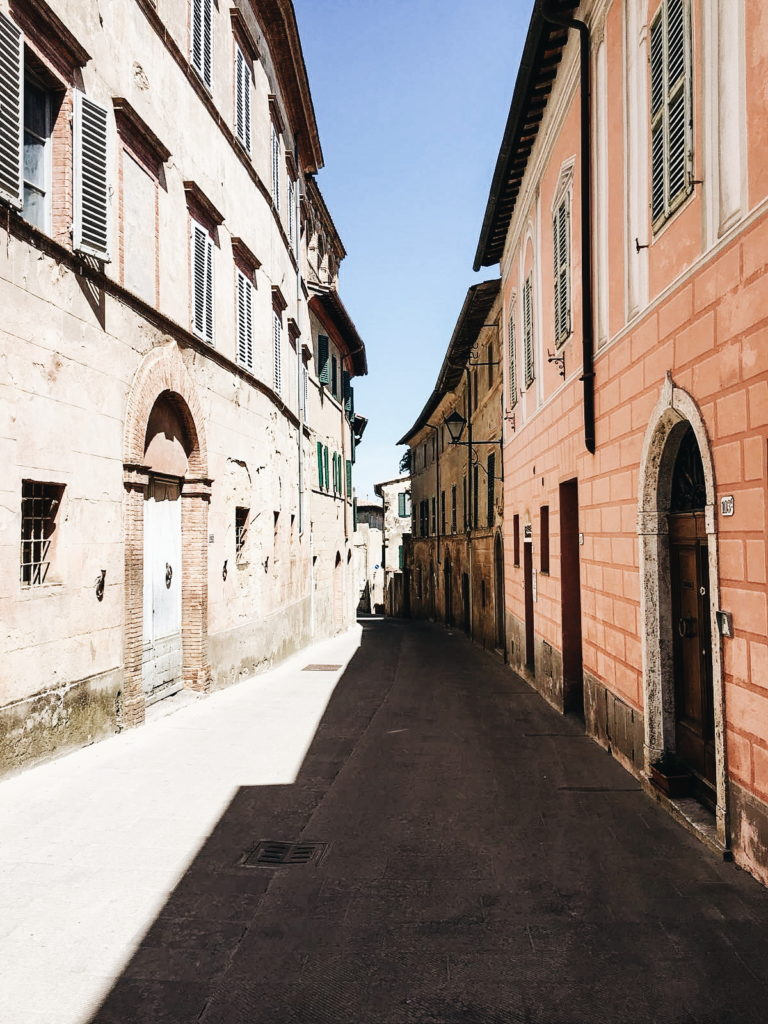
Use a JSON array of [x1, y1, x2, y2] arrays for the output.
[[302, 365, 309, 419], [73, 92, 110, 260], [398, 492, 405, 517], [487, 453, 495, 527], [342, 370, 352, 416], [192, 222, 214, 343], [523, 277, 534, 388], [271, 122, 280, 210], [191, 0, 213, 87], [0, 12, 23, 210], [317, 334, 330, 384], [287, 177, 296, 248], [273, 312, 282, 392], [650, 0, 691, 226], [553, 197, 570, 345], [398, 545, 404, 570], [316, 441, 323, 489], [508, 304, 518, 408], [234, 45, 250, 151], [331, 355, 338, 398], [236, 271, 253, 369], [323, 446, 329, 492], [346, 459, 352, 497]]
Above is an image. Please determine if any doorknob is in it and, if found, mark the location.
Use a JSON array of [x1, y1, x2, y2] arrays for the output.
[[165, 563, 173, 589], [678, 616, 696, 638]]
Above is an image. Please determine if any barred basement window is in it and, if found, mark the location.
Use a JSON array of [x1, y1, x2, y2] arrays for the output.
[[522, 276, 534, 389], [552, 195, 571, 346], [650, 0, 692, 227], [21, 481, 64, 586], [507, 301, 518, 407], [235, 506, 249, 563]]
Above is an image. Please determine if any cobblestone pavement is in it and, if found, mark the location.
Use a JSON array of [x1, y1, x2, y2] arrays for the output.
[[5, 618, 768, 1023]]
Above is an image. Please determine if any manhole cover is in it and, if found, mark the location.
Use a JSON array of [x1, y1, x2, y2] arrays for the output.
[[302, 664, 342, 672], [242, 841, 329, 867]]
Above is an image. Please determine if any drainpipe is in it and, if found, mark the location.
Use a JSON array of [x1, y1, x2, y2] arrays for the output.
[[465, 366, 473, 637], [294, 143, 306, 531], [542, 5, 595, 454]]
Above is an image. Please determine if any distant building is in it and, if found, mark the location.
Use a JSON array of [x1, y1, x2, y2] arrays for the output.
[[353, 502, 384, 614], [398, 281, 504, 649], [374, 476, 411, 616]]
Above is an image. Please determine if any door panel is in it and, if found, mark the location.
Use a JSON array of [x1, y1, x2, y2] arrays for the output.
[[524, 542, 534, 669], [142, 476, 183, 703]]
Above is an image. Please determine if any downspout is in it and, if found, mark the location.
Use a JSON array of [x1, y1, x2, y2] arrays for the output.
[[465, 366, 473, 637], [542, 5, 595, 454]]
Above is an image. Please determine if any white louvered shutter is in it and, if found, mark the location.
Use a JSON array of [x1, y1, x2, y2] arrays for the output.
[[523, 277, 534, 389], [553, 196, 570, 345], [73, 92, 110, 260], [234, 45, 250, 151], [287, 177, 296, 248], [302, 365, 308, 420], [236, 271, 253, 369], [0, 12, 23, 209], [508, 304, 517, 408], [271, 123, 280, 210], [650, 0, 691, 226], [191, 0, 212, 88], [192, 222, 214, 343], [273, 312, 282, 393]]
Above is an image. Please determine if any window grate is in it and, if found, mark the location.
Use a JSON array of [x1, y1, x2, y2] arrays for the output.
[[21, 481, 63, 586], [242, 840, 328, 867], [235, 507, 249, 562]]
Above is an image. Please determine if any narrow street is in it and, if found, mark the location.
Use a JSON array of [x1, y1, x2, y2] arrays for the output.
[[4, 619, 768, 1024]]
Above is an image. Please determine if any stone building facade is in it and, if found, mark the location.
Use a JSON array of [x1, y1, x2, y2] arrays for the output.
[[352, 502, 384, 614], [475, 0, 768, 882], [374, 475, 411, 617], [399, 281, 505, 650], [0, 0, 366, 776]]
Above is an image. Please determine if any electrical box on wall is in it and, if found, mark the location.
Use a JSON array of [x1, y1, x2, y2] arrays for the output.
[[716, 610, 733, 638]]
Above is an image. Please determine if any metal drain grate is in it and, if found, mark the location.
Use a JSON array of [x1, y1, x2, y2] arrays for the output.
[[302, 664, 342, 672], [242, 840, 329, 867]]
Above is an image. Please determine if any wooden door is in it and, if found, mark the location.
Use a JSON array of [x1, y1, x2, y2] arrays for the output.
[[523, 541, 534, 669], [670, 513, 716, 803], [142, 476, 183, 704], [559, 480, 583, 714]]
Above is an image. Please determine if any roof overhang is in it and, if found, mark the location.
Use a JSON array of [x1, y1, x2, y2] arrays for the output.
[[397, 278, 501, 446], [308, 288, 368, 376], [473, 0, 575, 270]]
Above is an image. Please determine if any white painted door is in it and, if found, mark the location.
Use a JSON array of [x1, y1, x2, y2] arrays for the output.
[[142, 476, 183, 703]]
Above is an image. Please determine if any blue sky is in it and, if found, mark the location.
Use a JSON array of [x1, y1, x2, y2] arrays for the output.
[[293, 0, 529, 501]]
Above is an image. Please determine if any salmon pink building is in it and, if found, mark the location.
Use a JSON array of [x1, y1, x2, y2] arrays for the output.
[[476, 0, 768, 882]]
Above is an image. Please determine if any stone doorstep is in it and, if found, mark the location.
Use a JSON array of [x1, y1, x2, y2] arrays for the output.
[[144, 688, 204, 726], [642, 778, 731, 860]]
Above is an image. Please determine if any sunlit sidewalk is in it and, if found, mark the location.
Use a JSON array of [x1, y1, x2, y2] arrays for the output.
[[0, 625, 363, 1024]]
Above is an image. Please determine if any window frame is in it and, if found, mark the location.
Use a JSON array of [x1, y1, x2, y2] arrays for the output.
[[552, 192, 571, 348], [233, 41, 251, 153], [235, 268, 253, 370], [191, 0, 213, 89], [522, 275, 535, 390], [20, 480, 65, 587], [507, 298, 518, 408], [191, 217, 214, 344], [21, 73, 52, 233]]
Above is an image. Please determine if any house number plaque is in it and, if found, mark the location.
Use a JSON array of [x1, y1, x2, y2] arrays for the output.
[[720, 496, 734, 516]]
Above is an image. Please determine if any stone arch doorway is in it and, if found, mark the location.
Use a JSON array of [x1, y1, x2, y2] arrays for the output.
[[123, 346, 211, 726], [638, 376, 726, 839], [494, 532, 506, 651]]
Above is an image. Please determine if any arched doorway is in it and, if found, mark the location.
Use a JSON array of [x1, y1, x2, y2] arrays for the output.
[[494, 532, 506, 651], [638, 376, 725, 836], [444, 556, 453, 626], [123, 346, 211, 726]]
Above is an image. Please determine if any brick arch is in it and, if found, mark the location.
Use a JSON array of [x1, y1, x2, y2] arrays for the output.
[[122, 343, 212, 729], [124, 344, 208, 477]]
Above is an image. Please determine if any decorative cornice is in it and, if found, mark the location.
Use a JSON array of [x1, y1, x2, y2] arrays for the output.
[[230, 7, 260, 61], [10, 0, 90, 70], [183, 181, 224, 228], [271, 284, 288, 312], [231, 236, 261, 272], [113, 98, 171, 164]]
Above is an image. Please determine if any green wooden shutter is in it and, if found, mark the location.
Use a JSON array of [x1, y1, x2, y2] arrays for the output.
[[318, 335, 330, 385], [398, 492, 406, 517], [346, 459, 352, 497], [398, 545, 404, 570], [323, 446, 329, 492], [316, 441, 323, 489], [343, 371, 353, 416]]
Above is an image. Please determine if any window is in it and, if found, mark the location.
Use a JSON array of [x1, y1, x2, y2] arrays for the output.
[[513, 514, 520, 567], [22, 78, 50, 231], [236, 270, 253, 370], [273, 311, 282, 392], [234, 44, 251, 152], [343, 371, 353, 419], [450, 485, 457, 533], [431, 496, 437, 535], [488, 344, 495, 389], [472, 465, 479, 528], [397, 491, 409, 517], [323, 445, 330, 492], [346, 459, 352, 497], [419, 500, 428, 537], [463, 476, 468, 530], [398, 545, 404, 570], [21, 481, 64, 586], [191, 0, 213, 88], [487, 453, 496, 528], [508, 302, 518, 407], [235, 506, 249, 563], [650, 0, 692, 226], [440, 490, 446, 535], [540, 505, 550, 573], [316, 441, 324, 489], [331, 355, 338, 398], [0, 12, 23, 209], [287, 175, 296, 248], [317, 334, 330, 385], [522, 275, 534, 389], [270, 121, 280, 210], [553, 195, 571, 346], [191, 220, 214, 343], [302, 365, 309, 420]]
